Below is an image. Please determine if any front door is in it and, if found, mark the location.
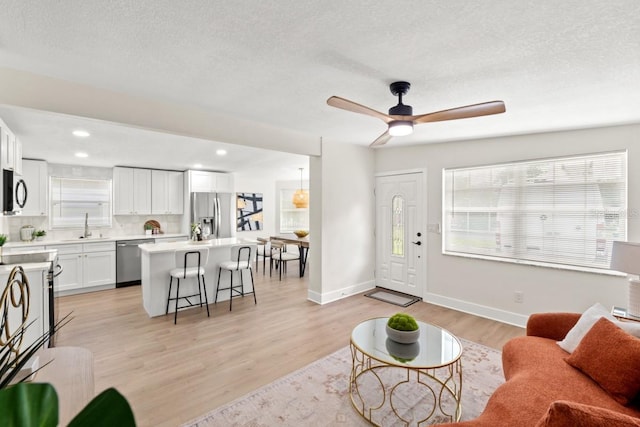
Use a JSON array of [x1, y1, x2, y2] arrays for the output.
[[375, 172, 425, 297]]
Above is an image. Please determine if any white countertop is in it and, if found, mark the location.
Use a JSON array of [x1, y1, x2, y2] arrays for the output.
[[139, 237, 257, 254], [4, 233, 188, 249], [0, 261, 51, 274]]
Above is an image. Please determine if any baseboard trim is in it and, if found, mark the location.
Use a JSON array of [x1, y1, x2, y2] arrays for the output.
[[424, 292, 528, 328], [308, 280, 375, 305]]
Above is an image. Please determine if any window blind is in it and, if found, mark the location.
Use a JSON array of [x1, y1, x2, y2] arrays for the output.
[[443, 151, 627, 270], [50, 177, 112, 229]]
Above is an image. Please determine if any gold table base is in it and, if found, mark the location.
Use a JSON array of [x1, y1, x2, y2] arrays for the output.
[[349, 342, 462, 426]]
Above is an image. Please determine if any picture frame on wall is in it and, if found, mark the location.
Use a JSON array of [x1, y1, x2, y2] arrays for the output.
[[237, 192, 263, 231]]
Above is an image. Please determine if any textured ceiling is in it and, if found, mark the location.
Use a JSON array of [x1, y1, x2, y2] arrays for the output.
[[0, 0, 638, 169]]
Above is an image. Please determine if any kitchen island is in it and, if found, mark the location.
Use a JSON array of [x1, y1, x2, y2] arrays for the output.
[[138, 238, 257, 317]]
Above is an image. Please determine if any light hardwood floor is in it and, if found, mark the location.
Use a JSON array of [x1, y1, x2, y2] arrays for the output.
[[55, 269, 524, 427]]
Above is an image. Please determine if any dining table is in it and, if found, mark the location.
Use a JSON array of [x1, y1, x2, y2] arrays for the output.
[[269, 234, 310, 277]]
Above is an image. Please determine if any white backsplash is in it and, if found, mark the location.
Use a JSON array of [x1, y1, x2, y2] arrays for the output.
[[1, 214, 185, 243]]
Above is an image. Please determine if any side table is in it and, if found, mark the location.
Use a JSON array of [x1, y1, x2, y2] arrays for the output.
[[350, 317, 463, 426]]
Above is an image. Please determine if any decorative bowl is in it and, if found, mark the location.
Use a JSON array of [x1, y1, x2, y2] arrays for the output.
[[386, 324, 420, 344], [293, 230, 309, 238]]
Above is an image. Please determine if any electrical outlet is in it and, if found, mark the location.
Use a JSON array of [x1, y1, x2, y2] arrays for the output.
[[514, 291, 524, 303]]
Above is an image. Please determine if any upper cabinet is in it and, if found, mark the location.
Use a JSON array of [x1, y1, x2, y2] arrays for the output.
[[113, 167, 152, 215], [188, 170, 234, 193], [0, 119, 22, 173], [151, 170, 183, 215], [20, 159, 48, 216]]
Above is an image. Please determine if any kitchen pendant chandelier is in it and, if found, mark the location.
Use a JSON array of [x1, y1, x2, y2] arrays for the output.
[[292, 167, 309, 209]]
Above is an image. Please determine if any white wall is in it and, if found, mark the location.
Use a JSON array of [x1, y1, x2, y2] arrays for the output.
[[375, 124, 640, 326], [309, 141, 376, 304], [233, 171, 308, 241]]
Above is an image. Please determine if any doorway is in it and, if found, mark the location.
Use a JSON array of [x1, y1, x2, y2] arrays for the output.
[[375, 171, 426, 298]]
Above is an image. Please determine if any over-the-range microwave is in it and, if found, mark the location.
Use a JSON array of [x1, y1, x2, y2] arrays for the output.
[[2, 168, 27, 215]]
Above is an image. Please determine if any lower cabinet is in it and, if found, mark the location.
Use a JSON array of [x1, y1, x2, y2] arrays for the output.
[[47, 242, 116, 292]]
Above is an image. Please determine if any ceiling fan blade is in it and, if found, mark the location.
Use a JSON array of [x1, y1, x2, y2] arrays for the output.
[[412, 101, 506, 124], [369, 130, 393, 148], [327, 96, 393, 123]]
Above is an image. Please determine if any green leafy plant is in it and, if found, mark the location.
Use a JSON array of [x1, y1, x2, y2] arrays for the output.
[[0, 314, 136, 426], [387, 313, 419, 331], [0, 234, 7, 246], [0, 383, 136, 427], [33, 230, 47, 238]]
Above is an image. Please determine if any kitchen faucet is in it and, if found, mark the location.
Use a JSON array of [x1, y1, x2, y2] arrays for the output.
[[84, 212, 92, 238]]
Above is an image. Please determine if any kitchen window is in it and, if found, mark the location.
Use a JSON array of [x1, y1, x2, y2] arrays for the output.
[[50, 177, 112, 229], [443, 151, 627, 271]]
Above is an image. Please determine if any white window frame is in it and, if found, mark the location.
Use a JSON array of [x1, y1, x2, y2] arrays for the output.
[[443, 151, 627, 274], [49, 177, 112, 229]]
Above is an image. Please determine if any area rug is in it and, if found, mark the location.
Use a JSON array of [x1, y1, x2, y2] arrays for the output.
[[182, 339, 503, 427], [364, 288, 422, 307]]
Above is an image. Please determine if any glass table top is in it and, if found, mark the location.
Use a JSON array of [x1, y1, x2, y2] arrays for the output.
[[351, 317, 462, 368]]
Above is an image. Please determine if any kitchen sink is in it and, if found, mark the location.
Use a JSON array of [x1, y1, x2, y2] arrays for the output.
[[61, 236, 111, 242]]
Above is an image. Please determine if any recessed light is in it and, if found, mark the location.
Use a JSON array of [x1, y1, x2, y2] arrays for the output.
[[75, 152, 89, 158], [194, 163, 203, 168], [216, 149, 227, 156], [72, 130, 90, 137]]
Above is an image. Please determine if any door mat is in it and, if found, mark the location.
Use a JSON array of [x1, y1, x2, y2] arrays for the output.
[[364, 288, 421, 307]]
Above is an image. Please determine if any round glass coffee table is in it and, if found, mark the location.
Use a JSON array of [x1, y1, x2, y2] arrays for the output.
[[349, 317, 463, 426]]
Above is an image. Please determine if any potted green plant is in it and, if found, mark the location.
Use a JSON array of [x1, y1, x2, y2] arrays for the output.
[[0, 314, 136, 426], [386, 313, 420, 344], [33, 230, 47, 241], [190, 222, 202, 241], [0, 234, 7, 263]]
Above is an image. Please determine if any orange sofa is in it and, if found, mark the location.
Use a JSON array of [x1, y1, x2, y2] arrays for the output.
[[449, 313, 640, 426]]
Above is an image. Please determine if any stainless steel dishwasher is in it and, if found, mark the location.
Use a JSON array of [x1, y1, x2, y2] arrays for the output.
[[116, 239, 154, 287]]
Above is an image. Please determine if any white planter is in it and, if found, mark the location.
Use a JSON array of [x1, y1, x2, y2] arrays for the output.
[[386, 324, 420, 344]]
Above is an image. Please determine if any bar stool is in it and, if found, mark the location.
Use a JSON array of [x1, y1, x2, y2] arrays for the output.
[[166, 248, 210, 324], [255, 237, 271, 274], [215, 245, 256, 311]]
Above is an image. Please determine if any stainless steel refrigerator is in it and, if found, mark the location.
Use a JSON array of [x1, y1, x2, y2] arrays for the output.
[[190, 192, 233, 239]]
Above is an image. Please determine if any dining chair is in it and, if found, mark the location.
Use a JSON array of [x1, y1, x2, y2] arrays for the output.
[[270, 240, 300, 281], [215, 245, 256, 311], [166, 248, 210, 324], [255, 237, 271, 275]]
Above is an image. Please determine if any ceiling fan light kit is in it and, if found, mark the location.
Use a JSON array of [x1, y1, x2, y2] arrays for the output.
[[327, 81, 506, 147], [388, 120, 413, 136]]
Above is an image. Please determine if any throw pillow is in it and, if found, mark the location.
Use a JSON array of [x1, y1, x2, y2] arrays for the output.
[[565, 317, 640, 405], [557, 302, 640, 353], [535, 400, 640, 427]]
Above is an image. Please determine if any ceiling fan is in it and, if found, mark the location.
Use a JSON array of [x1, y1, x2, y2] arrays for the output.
[[327, 81, 506, 147]]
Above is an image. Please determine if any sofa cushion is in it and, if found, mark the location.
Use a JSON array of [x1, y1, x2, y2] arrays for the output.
[[565, 317, 640, 406], [557, 303, 640, 353], [535, 400, 640, 427]]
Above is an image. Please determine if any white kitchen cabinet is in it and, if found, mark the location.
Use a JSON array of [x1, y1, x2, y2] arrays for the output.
[[1, 124, 15, 171], [56, 252, 83, 292], [20, 159, 48, 216], [113, 167, 152, 215], [151, 170, 183, 215], [47, 242, 115, 292], [84, 250, 116, 287], [13, 137, 22, 176], [188, 170, 233, 193], [0, 119, 22, 174]]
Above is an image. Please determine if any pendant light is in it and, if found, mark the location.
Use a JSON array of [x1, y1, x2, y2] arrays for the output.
[[292, 168, 309, 209]]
